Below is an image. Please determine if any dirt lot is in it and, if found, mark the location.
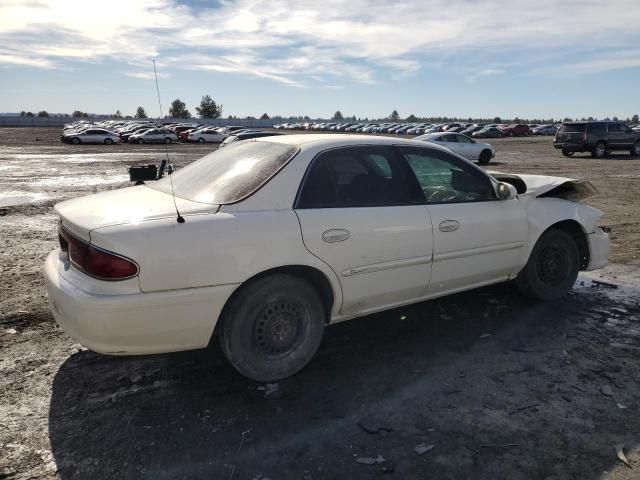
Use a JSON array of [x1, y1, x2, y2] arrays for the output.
[[1, 128, 639, 479]]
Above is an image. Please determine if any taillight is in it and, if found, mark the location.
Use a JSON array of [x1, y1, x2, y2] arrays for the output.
[[58, 225, 138, 280]]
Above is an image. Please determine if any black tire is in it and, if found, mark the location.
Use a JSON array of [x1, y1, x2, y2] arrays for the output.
[[104, 138, 113, 145], [561, 149, 573, 157], [478, 150, 492, 165], [219, 274, 325, 381], [198, 137, 205, 143], [164, 137, 172, 144], [71, 137, 80, 145], [631, 141, 640, 157], [516, 229, 580, 301], [592, 141, 607, 158], [137, 138, 144, 144]]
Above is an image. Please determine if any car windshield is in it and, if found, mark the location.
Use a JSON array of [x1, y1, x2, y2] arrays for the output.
[[149, 141, 298, 204]]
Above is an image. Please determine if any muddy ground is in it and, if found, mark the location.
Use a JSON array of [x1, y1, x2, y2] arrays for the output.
[[1, 128, 639, 479]]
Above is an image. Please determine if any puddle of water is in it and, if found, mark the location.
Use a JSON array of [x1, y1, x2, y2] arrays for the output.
[[0, 191, 51, 207]]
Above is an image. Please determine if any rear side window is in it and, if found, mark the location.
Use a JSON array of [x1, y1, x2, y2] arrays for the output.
[[559, 124, 586, 133], [149, 141, 298, 204], [589, 123, 606, 134], [296, 147, 414, 208]]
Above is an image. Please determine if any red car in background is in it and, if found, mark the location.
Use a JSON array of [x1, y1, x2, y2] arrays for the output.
[[499, 124, 532, 136]]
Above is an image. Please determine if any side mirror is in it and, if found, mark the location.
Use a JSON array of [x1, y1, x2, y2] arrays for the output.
[[496, 182, 517, 200]]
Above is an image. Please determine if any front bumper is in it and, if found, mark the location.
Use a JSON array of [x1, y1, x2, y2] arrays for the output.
[[44, 250, 238, 355], [585, 228, 610, 271]]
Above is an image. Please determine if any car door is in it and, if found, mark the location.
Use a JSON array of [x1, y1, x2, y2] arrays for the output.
[[295, 146, 433, 316], [83, 129, 100, 143], [618, 124, 635, 148], [454, 134, 478, 160], [398, 146, 528, 295]]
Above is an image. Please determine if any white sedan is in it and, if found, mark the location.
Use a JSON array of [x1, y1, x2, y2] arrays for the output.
[[62, 128, 120, 145], [129, 128, 178, 144], [45, 135, 609, 381], [188, 128, 227, 143], [415, 132, 495, 164]]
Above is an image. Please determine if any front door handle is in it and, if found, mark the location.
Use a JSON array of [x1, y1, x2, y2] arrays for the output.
[[439, 220, 460, 232], [322, 229, 350, 243]]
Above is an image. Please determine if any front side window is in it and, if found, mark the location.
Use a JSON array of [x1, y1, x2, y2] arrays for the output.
[[296, 147, 414, 208], [149, 141, 298, 204], [456, 134, 473, 143], [399, 147, 495, 204]]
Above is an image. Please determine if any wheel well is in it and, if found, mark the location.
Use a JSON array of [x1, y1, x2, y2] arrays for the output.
[[545, 220, 590, 269], [219, 265, 335, 329]]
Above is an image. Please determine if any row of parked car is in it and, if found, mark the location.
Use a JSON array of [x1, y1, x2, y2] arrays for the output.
[[60, 120, 282, 146], [274, 121, 563, 138]]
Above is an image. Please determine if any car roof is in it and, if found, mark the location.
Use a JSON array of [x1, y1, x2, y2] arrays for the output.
[[254, 133, 457, 154]]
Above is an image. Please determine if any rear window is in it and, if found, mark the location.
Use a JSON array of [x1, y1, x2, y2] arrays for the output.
[[559, 123, 587, 133], [149, 141, 298, 204]]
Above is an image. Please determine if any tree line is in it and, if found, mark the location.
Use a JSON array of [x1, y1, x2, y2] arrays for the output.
[[332, 110, 640, 125], [16, 106, 640, 125]]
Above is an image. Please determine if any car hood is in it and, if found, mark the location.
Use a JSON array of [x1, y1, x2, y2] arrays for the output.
[[489, 172, 598, 200], [55, 185, 219, 240]]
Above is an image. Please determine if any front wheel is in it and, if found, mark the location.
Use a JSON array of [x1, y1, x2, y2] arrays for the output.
[[164, 137, 172, 144], [137, 138, 144, 144], [561, 149, 573, 157], [104, 138, 113, 145], [71, 137, 80, 145], [478, 150, 492, 165], [198, 137, 205, 143], [516, 229, 580, 301], [631, 141, 640, 156], [218, 274, 325, 382]]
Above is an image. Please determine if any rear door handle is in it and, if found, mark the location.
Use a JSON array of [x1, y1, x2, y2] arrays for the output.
[[322, 229, 350, 243], [439, 220, 460, 232]]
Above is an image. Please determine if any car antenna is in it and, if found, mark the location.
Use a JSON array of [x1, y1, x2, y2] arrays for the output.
[[153, 59, 185, 224]]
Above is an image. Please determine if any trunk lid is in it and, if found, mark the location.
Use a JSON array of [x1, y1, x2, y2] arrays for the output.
[[55, 185, 219, 240]]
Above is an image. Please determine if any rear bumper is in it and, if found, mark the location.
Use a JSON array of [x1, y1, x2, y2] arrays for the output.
[[553, 142, 587, 151], [44, 250, 238, 355], [585, 228, 610, 271]]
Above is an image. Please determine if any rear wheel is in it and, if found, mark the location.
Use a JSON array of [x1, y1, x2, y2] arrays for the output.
[[561, 149, 573, 157], [104, 138, 113, 145], [631, 141, 640, 156], [478, 150, 492, 165], [219, 274, 325, 382], [592, 141, 607, 158], [516, 229, 580, 300], [71, 137, 80, 145]]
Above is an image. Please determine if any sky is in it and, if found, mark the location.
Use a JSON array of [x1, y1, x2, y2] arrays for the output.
[[0, 0, 639, 120]]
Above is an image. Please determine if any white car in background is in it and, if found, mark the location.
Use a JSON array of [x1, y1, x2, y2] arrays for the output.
[[62, 128, 120, 145], [415, 132, 495, 164], [188, 127, 227, 143], [45, 134, 609, 382], [129, 128, 178, 144]]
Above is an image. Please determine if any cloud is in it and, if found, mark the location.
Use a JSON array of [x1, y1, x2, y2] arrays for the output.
[[0, 0, 639, 86], [466, 68, 505, 83], [124, 71, 171, 80]]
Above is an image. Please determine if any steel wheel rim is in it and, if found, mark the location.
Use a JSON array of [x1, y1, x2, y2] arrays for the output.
[[536, 244, 570, 286], [253, 300, 307, 357]]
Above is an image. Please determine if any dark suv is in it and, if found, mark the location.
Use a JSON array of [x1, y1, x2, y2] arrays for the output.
[[554, 121, 640, 158]]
